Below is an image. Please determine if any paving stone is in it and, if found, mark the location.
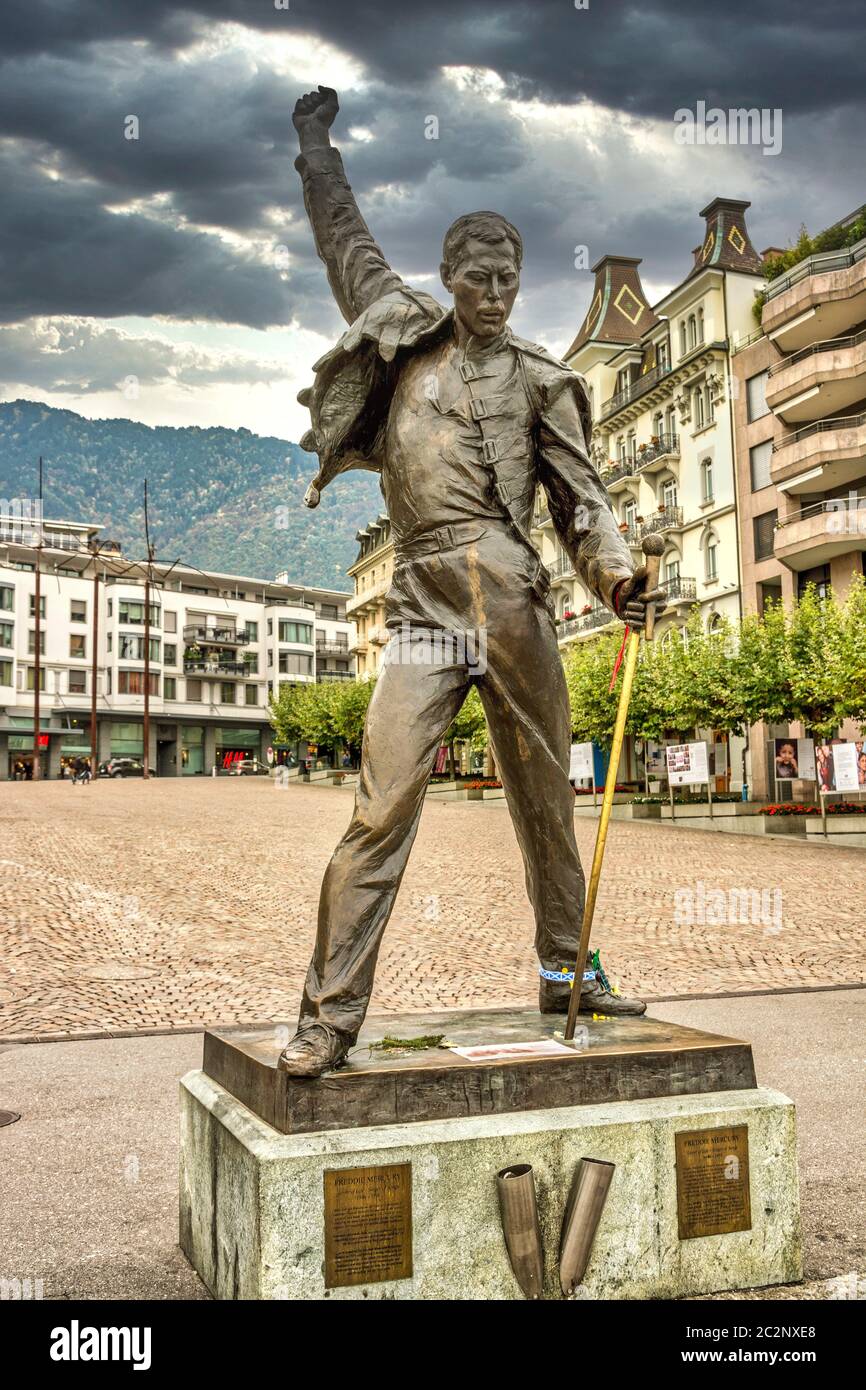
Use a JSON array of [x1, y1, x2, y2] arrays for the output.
[[0, 780, 863, 1038]]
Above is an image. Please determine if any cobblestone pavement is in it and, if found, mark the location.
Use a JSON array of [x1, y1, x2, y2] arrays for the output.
[[1, 779, 864, 1038]]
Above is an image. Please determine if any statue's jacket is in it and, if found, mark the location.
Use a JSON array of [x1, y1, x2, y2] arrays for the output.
[[294, 144, 635, 615]]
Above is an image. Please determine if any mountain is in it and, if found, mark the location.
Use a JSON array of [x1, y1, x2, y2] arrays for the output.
[[0, 400, 385, 590]]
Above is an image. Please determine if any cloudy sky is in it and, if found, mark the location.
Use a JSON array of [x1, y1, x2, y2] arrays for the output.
[[1, 0, 863, 441]]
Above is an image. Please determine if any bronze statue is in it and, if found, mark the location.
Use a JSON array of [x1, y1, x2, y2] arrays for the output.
[[279, 87, 664, 1077]]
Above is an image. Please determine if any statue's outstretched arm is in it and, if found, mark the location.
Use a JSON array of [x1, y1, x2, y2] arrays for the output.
[[293, 86, 403, 323]]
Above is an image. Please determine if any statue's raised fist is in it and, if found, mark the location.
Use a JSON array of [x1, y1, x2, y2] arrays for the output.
[[292, 86, 339, 133]]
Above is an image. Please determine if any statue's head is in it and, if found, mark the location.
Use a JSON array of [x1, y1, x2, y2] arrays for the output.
[[440, 211, 522, 341]]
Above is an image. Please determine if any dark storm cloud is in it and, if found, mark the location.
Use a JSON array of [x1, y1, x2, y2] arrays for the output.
[[4, 0, 864, 115], [0, 148, 295, 326], [0, 0, 863, 363]]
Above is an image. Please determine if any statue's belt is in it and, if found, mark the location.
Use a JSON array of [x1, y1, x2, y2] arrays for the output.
[[395, 521, 551, 600]]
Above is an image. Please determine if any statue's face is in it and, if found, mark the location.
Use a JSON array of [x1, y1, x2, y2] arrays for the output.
[[442, 237, 520, 340]]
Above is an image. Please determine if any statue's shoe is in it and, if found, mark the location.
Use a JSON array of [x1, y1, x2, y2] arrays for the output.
[[277, 1023, 349, 1077], [539, 955, 646, 1018]]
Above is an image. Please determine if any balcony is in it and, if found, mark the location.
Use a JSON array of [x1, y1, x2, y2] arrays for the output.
[[548, 556, 575, 580], [532, 502, 551, 527], [317, 670, 355, 683], [773, 496, 866, 571], [601, 362, 673, 421], [637, 433, 680, 475], [183, 658, 251, 677], [346, 575, 392, 615], [771, 409, 866, 492], [557, 607, 617, 641], [641, 505, 684, 537], [664, 576, 697, 605], [182, 624, 251, 646], [766, 327, 866, 423], [368, 626, 391, 645], [315, 640, 351, 657], [600, 459, 638, 494], [349, 637, 368, 655], [762, 239, 866, 352]]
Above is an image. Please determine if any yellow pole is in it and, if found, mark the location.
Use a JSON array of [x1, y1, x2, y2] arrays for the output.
[[564, 629, 640, 1040]]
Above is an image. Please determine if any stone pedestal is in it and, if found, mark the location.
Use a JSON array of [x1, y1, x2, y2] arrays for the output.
[[179, 1075, 801, 1300], [179, 1009, 801, 1301]]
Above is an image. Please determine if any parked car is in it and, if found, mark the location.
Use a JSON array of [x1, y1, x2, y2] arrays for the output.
[[229, 759, 270, 776], [97, 757, 145, 778]]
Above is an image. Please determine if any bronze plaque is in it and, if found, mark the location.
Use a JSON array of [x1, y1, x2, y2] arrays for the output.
[[675, 1125, 751, 1239], [324, 1162, 413, 1288]]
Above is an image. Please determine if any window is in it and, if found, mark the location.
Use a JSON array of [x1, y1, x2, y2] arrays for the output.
[[653, 412, 664, 437], [279, 651, 314, 676], [220, 682, 236, 704], [657, 341, 669, 371], [164, 611, 177, 633], [679, 322, 687, 357], [70, 599, 87, 623], [243, 653, 258, 674], [753, 510, 778, 561], [278, 620, 313, 644], [28, 629, 45, 655], [627, 432, 637, 460], [164, 644, 177, 666], [0, 586, 13, 611], [706, 541, 719, 581], [665, 559, 681, 581], [617, 436, 626, 465], [693, 387, 705, 429], [662, 479, 678, 510], [704, 384, 714, 424], [107, 633, 112, 653], [118, 670, 159, 695], [701, 458, 714, 502], [164, 677, 177, 700], [624, 499, 637, 529], [119, 600, 160, 627], [318, 604, 338, 621], [29, 594, 46, 618], [0, 621, 12, 648], [118, 634, 160, 661], [798, 564, 830, 601], [267, 649, 273, 667], [688, 315, 697, 349], [267, 618, 273, 636], [697, 307, 704, 344], [245, 621, 258, 641], [70, 633, 86, 658], [746, 371, 769, 422], [245, 684, 258, 706], [186, 678, 202, 701], [26, 667, 46, 691], [749, 439, 773, 491], [0, 659, 12, 685], [665, 406, 676, 437], [68, 669, 86, 694]]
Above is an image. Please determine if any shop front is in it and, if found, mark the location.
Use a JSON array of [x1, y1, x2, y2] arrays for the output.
[[8, 732, 49, 779], [181, 725, 205, 776], [215, 726, 262, 771]]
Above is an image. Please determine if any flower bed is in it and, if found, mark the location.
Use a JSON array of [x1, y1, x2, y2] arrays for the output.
[[763, 802, 866, 816]]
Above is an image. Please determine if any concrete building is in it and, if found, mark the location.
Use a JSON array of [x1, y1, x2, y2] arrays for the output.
[[731, 204, 866, 797], [535, 198, 766, 655], [0, 515, 353, 778], [346, 515, 394, 678]]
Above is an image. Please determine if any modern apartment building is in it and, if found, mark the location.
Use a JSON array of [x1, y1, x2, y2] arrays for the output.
[[731, 204, 866, 796], [0, 516, 353, 778], [346, 514, 394, 678], [533, 198, 766, 658]]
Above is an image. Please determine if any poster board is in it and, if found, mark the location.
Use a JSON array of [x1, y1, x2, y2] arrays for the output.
[[569, 742, 594, 781], [666, 741, 709, 787], [773, 737, 816, 782]]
